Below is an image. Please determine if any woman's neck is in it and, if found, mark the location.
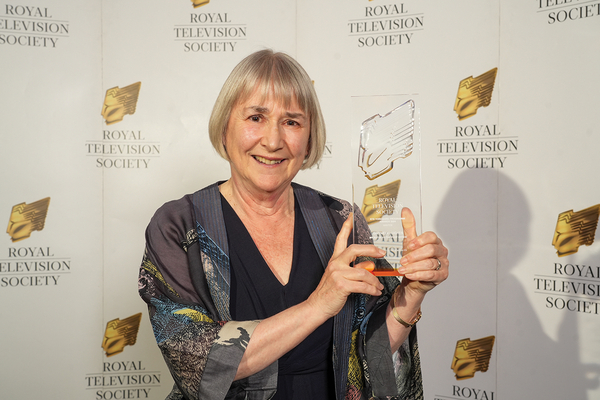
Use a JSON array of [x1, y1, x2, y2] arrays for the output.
[[219, 179, 295, 221]]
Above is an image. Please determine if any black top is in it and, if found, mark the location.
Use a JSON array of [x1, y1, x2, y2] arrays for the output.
[[222, 195, 335, 399]]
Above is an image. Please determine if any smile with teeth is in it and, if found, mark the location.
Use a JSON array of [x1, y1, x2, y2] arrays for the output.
[[253, 155, 283, 165]]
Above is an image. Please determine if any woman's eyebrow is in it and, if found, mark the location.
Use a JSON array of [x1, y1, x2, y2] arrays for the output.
[[285, 111, 305, 119], [246, 106, 269, 113], [245, 106, 306, 120]]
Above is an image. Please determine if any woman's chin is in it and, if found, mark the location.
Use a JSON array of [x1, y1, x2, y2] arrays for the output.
[[253, 179, 290, 194]]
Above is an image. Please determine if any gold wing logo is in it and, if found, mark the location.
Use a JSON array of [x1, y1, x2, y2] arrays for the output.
[[552, 204, 600, 257], [6, 197, 51, 242], [101, 313, 142, 357], [451, 336, 495, 380], [454, 68, 498, 121], [361, 180, 401, 225], [101, 82, 142, 125], [191, 0, 210, 7], [358, 100, 415, 180]]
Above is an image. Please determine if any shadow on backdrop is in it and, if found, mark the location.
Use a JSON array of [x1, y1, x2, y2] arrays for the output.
[[434, 168, 597, 398]]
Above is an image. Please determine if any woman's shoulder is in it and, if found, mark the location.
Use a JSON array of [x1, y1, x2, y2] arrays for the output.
[[149, 182, 220, 227], [149, 194, 194, 227]]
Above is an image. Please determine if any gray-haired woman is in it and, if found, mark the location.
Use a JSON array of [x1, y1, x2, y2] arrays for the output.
[[139, 49, 448, 400]]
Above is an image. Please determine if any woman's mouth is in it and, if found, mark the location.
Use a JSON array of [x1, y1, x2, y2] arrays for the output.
[[253, 155, 283, 165]]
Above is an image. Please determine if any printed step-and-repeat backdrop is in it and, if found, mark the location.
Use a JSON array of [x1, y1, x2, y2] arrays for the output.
[[1, 1, 599, 399]]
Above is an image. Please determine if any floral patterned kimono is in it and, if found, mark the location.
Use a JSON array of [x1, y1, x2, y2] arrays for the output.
[[139, 182, 423, 400]]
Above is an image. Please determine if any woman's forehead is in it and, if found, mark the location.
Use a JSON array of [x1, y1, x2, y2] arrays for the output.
[[235, 85, 304, 112]]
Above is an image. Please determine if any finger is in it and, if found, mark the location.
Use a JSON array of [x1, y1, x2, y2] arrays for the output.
[[403, 263, 449, 287], [401, 207, 417, 243], [343, 261, 384, 291], [406, 231, 442, 253], [332, 213, 353, 259], [331, 244, 386, 268], [401, 242, 445, 265], [400, 256, 448, 277], [353, 258, 375, 272]]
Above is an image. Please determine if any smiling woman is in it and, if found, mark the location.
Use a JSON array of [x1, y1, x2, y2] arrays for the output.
[[222, 91, 309, 197], [138, 49, 449, 400], [208, 50, 326, 170]]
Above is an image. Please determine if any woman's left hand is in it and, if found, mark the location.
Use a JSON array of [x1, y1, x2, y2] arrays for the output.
[[396, 207, 449, 295]]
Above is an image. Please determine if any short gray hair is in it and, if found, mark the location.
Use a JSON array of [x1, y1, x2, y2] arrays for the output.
[[208, 49, 326, 169]]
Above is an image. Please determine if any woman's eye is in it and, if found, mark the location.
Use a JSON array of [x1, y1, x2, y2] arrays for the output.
[[249, 115, 261, 122], [285, 120, 299, 126]]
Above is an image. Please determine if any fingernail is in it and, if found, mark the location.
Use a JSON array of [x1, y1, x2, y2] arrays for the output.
[[400, 257, 407, 265]]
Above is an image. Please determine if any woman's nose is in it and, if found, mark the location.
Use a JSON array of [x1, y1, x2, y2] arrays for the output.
[[261, 123, 284, 151]]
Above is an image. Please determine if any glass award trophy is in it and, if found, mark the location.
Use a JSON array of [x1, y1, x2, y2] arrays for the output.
[[351, 95, 421, 276]]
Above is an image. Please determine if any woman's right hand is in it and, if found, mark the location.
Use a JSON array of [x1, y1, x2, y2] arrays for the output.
[[307, 214, 385, 319], [236, 214, 385, 380]]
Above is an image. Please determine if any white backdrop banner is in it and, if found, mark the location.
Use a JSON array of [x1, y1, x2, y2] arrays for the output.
[[1, 0, 599, 399]]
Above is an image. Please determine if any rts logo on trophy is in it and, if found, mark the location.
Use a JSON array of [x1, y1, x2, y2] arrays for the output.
[[361, 181, 401, 225], [352, 96, 421, 276]]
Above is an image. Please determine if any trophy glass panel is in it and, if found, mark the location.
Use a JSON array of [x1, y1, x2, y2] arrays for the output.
[[351, 95, 421, 276]]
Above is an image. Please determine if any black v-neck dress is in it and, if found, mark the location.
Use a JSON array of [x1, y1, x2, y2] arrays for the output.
[[222, 195, 335, 399]]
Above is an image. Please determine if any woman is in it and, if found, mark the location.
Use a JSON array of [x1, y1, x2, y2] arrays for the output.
[[139, 49, 448, 400]]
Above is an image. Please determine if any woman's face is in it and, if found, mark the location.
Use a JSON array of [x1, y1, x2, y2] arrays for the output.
[[224, 88, 310, 196]]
